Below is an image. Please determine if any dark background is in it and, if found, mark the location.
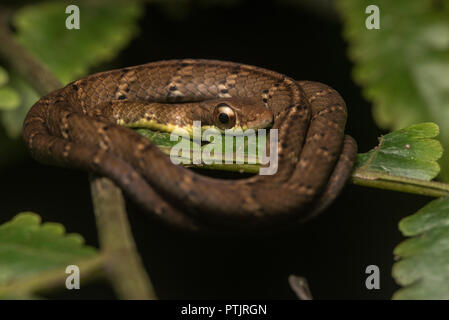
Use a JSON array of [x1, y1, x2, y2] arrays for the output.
[[0, 0, 431, 299]]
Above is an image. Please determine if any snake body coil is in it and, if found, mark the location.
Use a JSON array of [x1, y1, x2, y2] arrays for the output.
[[23, 59, 357, 231]]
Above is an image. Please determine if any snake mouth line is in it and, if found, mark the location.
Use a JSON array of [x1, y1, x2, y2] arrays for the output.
[[122, 120, 273, 137]]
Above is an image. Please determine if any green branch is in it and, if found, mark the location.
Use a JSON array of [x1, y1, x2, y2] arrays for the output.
[[352, 170, 449, 198], [90, 176, 157, 299]]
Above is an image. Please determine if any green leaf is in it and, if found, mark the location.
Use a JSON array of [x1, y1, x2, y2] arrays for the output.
[[135, 128, 263, 173], [139, 122, 443, 178], [393, 197, 449, 299], [0, 72, 37, 167], [0, 212, 98, 294], [399, 197, 449, 236], [355, 122, 442, 180], [0, 86, 20, 111], [13, 1, 143, 84], [0, 66, 21, 112], [136, 128, 186, 148], [0, 73, 39, 138], [337, 0, 449, 179], [0, 1, 142, 141], [0, 66, 9, 87]]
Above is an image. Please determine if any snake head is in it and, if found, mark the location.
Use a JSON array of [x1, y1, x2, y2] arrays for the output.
[[199, 98, 274, 133]]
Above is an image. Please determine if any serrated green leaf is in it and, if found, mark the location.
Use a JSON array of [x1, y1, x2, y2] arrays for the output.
[[393, 196, 449, 299], [0, 86, 20, 111], [0, 212, 98, 288], [355, 123, 442, 180], [338, 0, 449, 179], [399, 197, 449, 236], [13, 1, 142, 84]]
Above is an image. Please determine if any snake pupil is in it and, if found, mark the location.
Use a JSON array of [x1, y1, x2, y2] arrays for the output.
[[219, 113, 229, 124]]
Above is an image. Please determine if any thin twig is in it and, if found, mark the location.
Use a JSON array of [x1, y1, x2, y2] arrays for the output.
[[0, 7, 155, 299], [90, 175, 156, 299], [288, 275, 313, 300], [352, 169, 449, 198]]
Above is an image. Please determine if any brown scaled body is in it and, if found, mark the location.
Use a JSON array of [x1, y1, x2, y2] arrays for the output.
[[23, 59, 357, 231]]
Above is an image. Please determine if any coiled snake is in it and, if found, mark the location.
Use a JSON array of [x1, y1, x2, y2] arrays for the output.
[[23, 59, 357, 231]]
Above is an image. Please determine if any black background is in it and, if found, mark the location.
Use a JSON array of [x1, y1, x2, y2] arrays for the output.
[[0, 0, 431, 299]]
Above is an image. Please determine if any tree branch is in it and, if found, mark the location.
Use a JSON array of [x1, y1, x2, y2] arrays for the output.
[[0, 7, 155, 299], [288, 275, 313, 300], [0, 7, 61, 96], [90, 175, 156, 299]]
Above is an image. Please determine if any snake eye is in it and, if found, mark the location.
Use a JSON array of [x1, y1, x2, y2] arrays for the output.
[[214, 103, 236, 129]]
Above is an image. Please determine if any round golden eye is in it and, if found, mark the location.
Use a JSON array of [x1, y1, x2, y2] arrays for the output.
[[213, 103, 236, 129]]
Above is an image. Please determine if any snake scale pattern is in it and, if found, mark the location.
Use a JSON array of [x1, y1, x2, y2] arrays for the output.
[[23, 59, 357, 231]]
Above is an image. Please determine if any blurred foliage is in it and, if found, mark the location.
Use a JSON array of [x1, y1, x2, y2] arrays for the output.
[[0, 66, 28, 166], [0, 1, 143, 164], [0, 213, 98, 298], [14, 1, 142, 84], [355, 122, 442, 180], [0, 66, 20, 111], [1, 73, 39, 138], [338, 0, 449, 179], [393, 196, 449, 299], [0, 87, 20, 111], [0, 66, 8, 87], [339, 0, 449, 299]]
